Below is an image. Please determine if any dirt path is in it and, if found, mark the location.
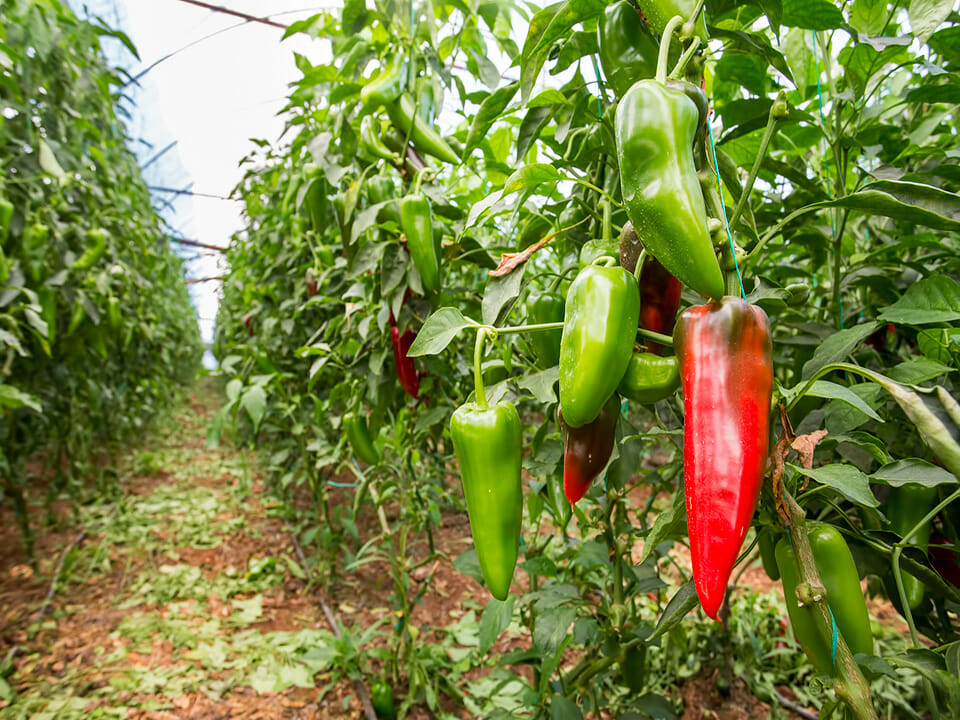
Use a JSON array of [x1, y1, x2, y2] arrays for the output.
[[0, 379, 826, 720]]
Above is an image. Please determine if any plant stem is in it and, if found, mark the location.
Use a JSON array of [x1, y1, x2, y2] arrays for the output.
[[668, 37, 701, 80], [656, 16, 685, 84], [473, 328, 489, 409], [728, 103, 783, 231]]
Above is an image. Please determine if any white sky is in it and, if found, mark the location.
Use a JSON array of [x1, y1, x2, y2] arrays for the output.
[[119, 1, 331, 346]]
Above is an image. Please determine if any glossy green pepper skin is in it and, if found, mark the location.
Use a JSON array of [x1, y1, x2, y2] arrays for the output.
[[527, 292, 564, 368], [369, 679, 397, 719], [386, 95, 460, 166], [73, 228, 106, 271], [758, 528, 781, 582], [618, 352, 680, 404], [776, 523, 874, 675], [615, 80, 724, 301], [360, 56, 407, 109], [344, 411, 381, 465], [560, 263, 640, 428], [400, 194, 439, 293], [598, 2, 660, 99], [888, 484, 938, 609], [450, 400, 523, 600], [578, 237, 619, 269]]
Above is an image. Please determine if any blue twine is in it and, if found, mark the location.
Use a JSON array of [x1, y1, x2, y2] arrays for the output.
[[706, 120, 745, 298], [828, 605, 839, 669]]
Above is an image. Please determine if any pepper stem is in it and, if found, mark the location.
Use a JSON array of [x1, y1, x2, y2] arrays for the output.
[[473, 328, 491, 409], [633, 249, 647, 283], [656, 16, 685, 85]]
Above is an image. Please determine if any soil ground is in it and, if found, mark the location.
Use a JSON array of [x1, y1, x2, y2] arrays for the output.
[[0, 378, 860, 719]]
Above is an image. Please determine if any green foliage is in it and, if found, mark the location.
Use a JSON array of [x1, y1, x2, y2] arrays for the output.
[[0, 0, 202, 551], [212, 0, 960, 717]]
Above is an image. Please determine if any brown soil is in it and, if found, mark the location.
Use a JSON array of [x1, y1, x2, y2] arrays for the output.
[[0, 378, 828, 720]]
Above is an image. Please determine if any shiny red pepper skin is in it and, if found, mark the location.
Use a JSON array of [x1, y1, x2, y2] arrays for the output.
[[560, 394, 619, 505], [391, 324, 420, 399], [638, 257, 682, 355], [674, 297, 773, 620]]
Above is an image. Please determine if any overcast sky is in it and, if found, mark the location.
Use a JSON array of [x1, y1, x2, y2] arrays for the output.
[[117, 1, 330, 348]]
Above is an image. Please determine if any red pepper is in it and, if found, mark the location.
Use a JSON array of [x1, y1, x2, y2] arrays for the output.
[[674, 296, 773, 620], [638, 256, 682, 355], [560, 394, 619, 505], [391, 324, 419, 399]]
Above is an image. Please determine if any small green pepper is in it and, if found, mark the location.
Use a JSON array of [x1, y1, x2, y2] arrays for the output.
[[400, 193, 439, 293], [618, 352, 680, 404], [527, 291, 564, 368], [344, 411, 380, 465]]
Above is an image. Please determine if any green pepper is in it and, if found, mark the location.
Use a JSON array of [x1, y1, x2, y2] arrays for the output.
[[450, 399, 522, 600], [776, 523, 874, 675], [0, 196, 13, 247], [73, 228, 106, 271], [361, 56, 407, 109], [359, 116, 399, 164], [636, 0, 708, 43], [527, 291, 564, 368], [400, 193, 439, 294], [367, 175, 400, 225], [67, 299, 85, 336], [23, 223, 49, 282], [0, 247, 9, 286], [598, 1, 661, 99], [618, 352, 679, 404], [370, 679, 397, 719], [107, 296, 122, 331], [620, 645, 647, 693], [888, 483, 938, 609], [559, 262, 640, 428], [386, 95, 460, 166], [578, 237, 619, 269], [615, 80, 724, 300], [344, 411, 381, 465], [758, 528, 780, 582]]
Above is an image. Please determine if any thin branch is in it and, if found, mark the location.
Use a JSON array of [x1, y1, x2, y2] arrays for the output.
[[149, 186, 240, 202], [174, 0, 287, 29], [33, 532, 87, 620], [186, 276, 226, 284], [168, 236, 229, 253]]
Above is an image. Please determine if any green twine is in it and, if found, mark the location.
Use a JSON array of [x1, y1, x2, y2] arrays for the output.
[[591, 55, 604, 119], [706, 119, 746, 298]]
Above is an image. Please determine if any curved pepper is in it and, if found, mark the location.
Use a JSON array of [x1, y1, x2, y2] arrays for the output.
[[674, 296, 772, 619], [776, 523, 874, 675], [559, 262, 640, 428], [360, 56, 407, 109], [560, 394, 619, 505], [386, 95, 460, 166], [527, 291, 564, 368], [359, 115, 399, 164], [450, 399, 522, 600], [391, 324, 420, 399], [400, 193, 439, 294], [73, 228, 106, 271], [615, 80, 723, 300], [344, 411, 381, 465], [888, 483, 938, 609], [598, 1, 660, 99], [618, 352, 680, 404]]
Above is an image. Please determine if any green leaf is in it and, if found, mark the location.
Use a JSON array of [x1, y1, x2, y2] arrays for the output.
[[241, 386, 267, 429], [0, 384, 42, 413], [640, 490, 685, 565], [528, 89, 571, 107], [550, 694, 583, 720], [789, 462, 879, 507], [406, 308, 477, 357], [879, 276, 960, 325], [909, 0, 955, 43], [453, 548, 484, 585], [525, 0, 606, 63], [781, 0, 845, 29], [38, 138, 65, 181], [516, 367, 559, 404], [516, 105, 553, 161], [870, 459, 958, 488], [533, 605, 576, 653], [464, 82, 519, 157], [633, 693, 676, 719], [479, 595, 515, 655], [801, 322, 879, 379], [813, 181, 960, 232], [503, 163, 562, 195], [482, 266, 525, 326], [650, 580, 698, 640], [805, 380, 883, 421], [888, 358, 955, 384]]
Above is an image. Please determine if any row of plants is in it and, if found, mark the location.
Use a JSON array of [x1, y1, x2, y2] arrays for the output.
[[214, 0, 960, 718], [0, 0, 203, 554]]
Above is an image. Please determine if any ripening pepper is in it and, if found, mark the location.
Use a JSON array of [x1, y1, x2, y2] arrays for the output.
[[527, 291, 564, 368], [400, 193, 440, 294], [618, 352, 680, 404], [450, 399, 522, 600], [888, 483, 938, 609], [386, 95, 460, 166], [615, 80, 724, 301], [360, 56, 407, 109], [674, 297, 773, 619], [620, 222, 683, 355], [344, 411, 381, 465], [559, 262, 640, 428], [776, 523, 874, 675], [391, 324, 419, 399], [560, 394, 619, 505], [598, 1, 660, 99]]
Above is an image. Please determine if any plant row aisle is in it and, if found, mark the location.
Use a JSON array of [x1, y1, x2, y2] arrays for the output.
[[211, 0, 960, 718], [0, 0, 204, 555]]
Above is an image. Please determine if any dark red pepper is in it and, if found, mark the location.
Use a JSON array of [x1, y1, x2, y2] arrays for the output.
[[673, 296, 773, 620], [559, 394, 619, 505], [638, 257, 682, 355], [391, 324, 420, 399]]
